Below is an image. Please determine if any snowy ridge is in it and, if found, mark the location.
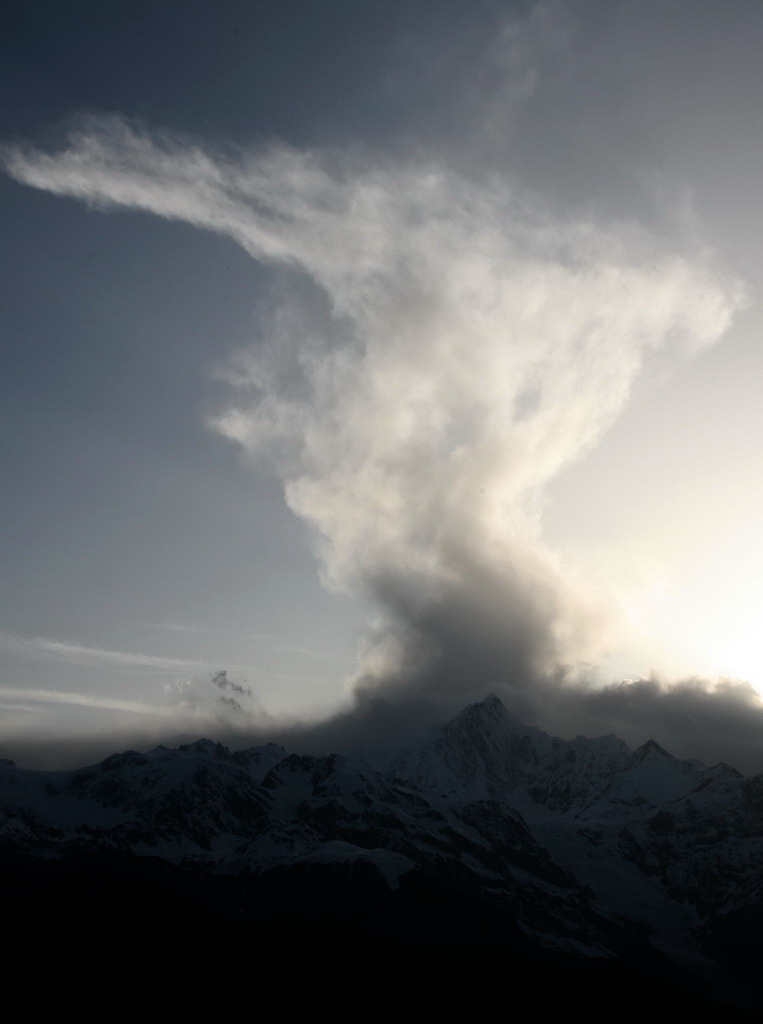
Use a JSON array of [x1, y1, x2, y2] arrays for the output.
[[2, 694, 762, 988]]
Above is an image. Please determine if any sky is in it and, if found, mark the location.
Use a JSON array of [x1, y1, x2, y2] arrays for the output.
[[4, 0, 763, 769]]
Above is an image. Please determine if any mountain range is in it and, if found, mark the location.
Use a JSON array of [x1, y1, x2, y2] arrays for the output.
[[2, 694, 761, 1015]]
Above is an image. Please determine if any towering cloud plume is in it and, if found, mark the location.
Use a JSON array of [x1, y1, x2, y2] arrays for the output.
[[3, 117, 748, 750]]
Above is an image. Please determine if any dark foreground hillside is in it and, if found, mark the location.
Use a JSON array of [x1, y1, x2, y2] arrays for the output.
[[2, 851, 755, 1019]]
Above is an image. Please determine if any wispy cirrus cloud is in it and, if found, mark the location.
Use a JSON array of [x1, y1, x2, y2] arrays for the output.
[[0, 684, 171, 716], [0, 631, 205, 672]]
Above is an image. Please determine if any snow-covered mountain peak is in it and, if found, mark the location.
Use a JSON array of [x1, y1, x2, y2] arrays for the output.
[[447, 692, 519, 729], [468, 691, 508, 716], [630, 738, 673, 763], [442, 692, 544, 750]]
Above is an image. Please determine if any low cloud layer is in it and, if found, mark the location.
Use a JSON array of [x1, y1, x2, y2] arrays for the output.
[[0, 668, 269, 769], [5, 116, 761, 771]]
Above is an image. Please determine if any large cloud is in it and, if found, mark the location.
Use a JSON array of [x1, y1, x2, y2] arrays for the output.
[[4, 116, 755, 768]]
